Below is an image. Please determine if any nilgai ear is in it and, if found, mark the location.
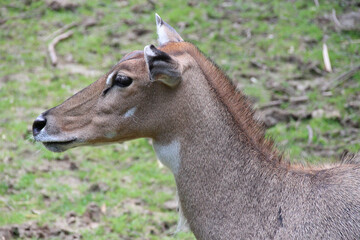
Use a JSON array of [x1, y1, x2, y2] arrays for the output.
[[144, 44, 181, 87], [155, 13, 184, 46]]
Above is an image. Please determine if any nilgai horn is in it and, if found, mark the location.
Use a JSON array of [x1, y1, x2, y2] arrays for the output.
[[33, 14, 360, 239]]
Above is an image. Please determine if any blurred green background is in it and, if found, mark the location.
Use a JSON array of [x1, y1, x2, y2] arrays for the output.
[[0, 0, 359, 239]]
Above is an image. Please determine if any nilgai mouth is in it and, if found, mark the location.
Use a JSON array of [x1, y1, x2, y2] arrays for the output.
[[32, 114, 80, 152], [41, 139, 78, 153]]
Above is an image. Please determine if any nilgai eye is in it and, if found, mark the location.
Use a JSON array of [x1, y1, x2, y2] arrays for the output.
[[114, 75, 132, 88]]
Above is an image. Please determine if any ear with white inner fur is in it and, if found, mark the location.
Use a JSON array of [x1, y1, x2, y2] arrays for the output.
[[144, 44, 181, 87], [155, 13, 184, 46]]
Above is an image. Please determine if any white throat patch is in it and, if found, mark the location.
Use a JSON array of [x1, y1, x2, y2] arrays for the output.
[[153, 139, 181, 175], [153, 140, 189, 233]]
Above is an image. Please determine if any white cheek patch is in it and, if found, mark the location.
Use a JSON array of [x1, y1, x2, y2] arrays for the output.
[[106, 71, 116, 85], [153, 140, 181, 175], [124, 107, 136, 118]]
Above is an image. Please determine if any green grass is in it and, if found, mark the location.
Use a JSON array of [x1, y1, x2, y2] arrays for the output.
[[0, 0, 359, 239]]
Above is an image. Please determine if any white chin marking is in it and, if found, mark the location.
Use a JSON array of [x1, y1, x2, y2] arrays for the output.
[[34, 128, 71, 143], [43, 142, 70, 152], [124, 107, 136, 118], [153, 139, 181, 175], [105, 132, 116, 139]]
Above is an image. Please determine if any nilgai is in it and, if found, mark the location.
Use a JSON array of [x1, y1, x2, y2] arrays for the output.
[[33, 14, 360, 239]]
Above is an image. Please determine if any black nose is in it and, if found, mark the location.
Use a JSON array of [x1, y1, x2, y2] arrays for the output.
[[33, 115, 47, 136]]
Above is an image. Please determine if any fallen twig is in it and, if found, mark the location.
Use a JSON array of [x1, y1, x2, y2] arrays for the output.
[[259, 100, 283, 109], [306, 125, 313, 145], [343, 39, 360, 45], [314, 0, 319, 7], [332, 9, 342, 30], [289, 96, 309, 103], [44, 21, 79, 41], [48, 30, 74, 66], [305, 139, 360, 153], [322, 42, 332, 72], [328, 65, 360, 90], [259, 96, 309, 109]]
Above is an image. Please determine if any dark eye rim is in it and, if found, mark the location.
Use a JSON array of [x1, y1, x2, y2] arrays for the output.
[[102, 73, 133, 96], [114, 74, 133, 88]]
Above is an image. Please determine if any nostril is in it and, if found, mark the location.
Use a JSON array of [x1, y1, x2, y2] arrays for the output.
[[33, 115, 47, 136]]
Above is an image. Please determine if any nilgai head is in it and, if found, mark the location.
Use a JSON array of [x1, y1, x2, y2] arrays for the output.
[[33, 14, 190, 152]]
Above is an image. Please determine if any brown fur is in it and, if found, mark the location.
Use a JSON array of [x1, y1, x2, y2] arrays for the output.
[[161, 43, 310, 170], [157, 42, 360, 239], [161, 43, 278, 159], [33, 17, 360, 240]]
